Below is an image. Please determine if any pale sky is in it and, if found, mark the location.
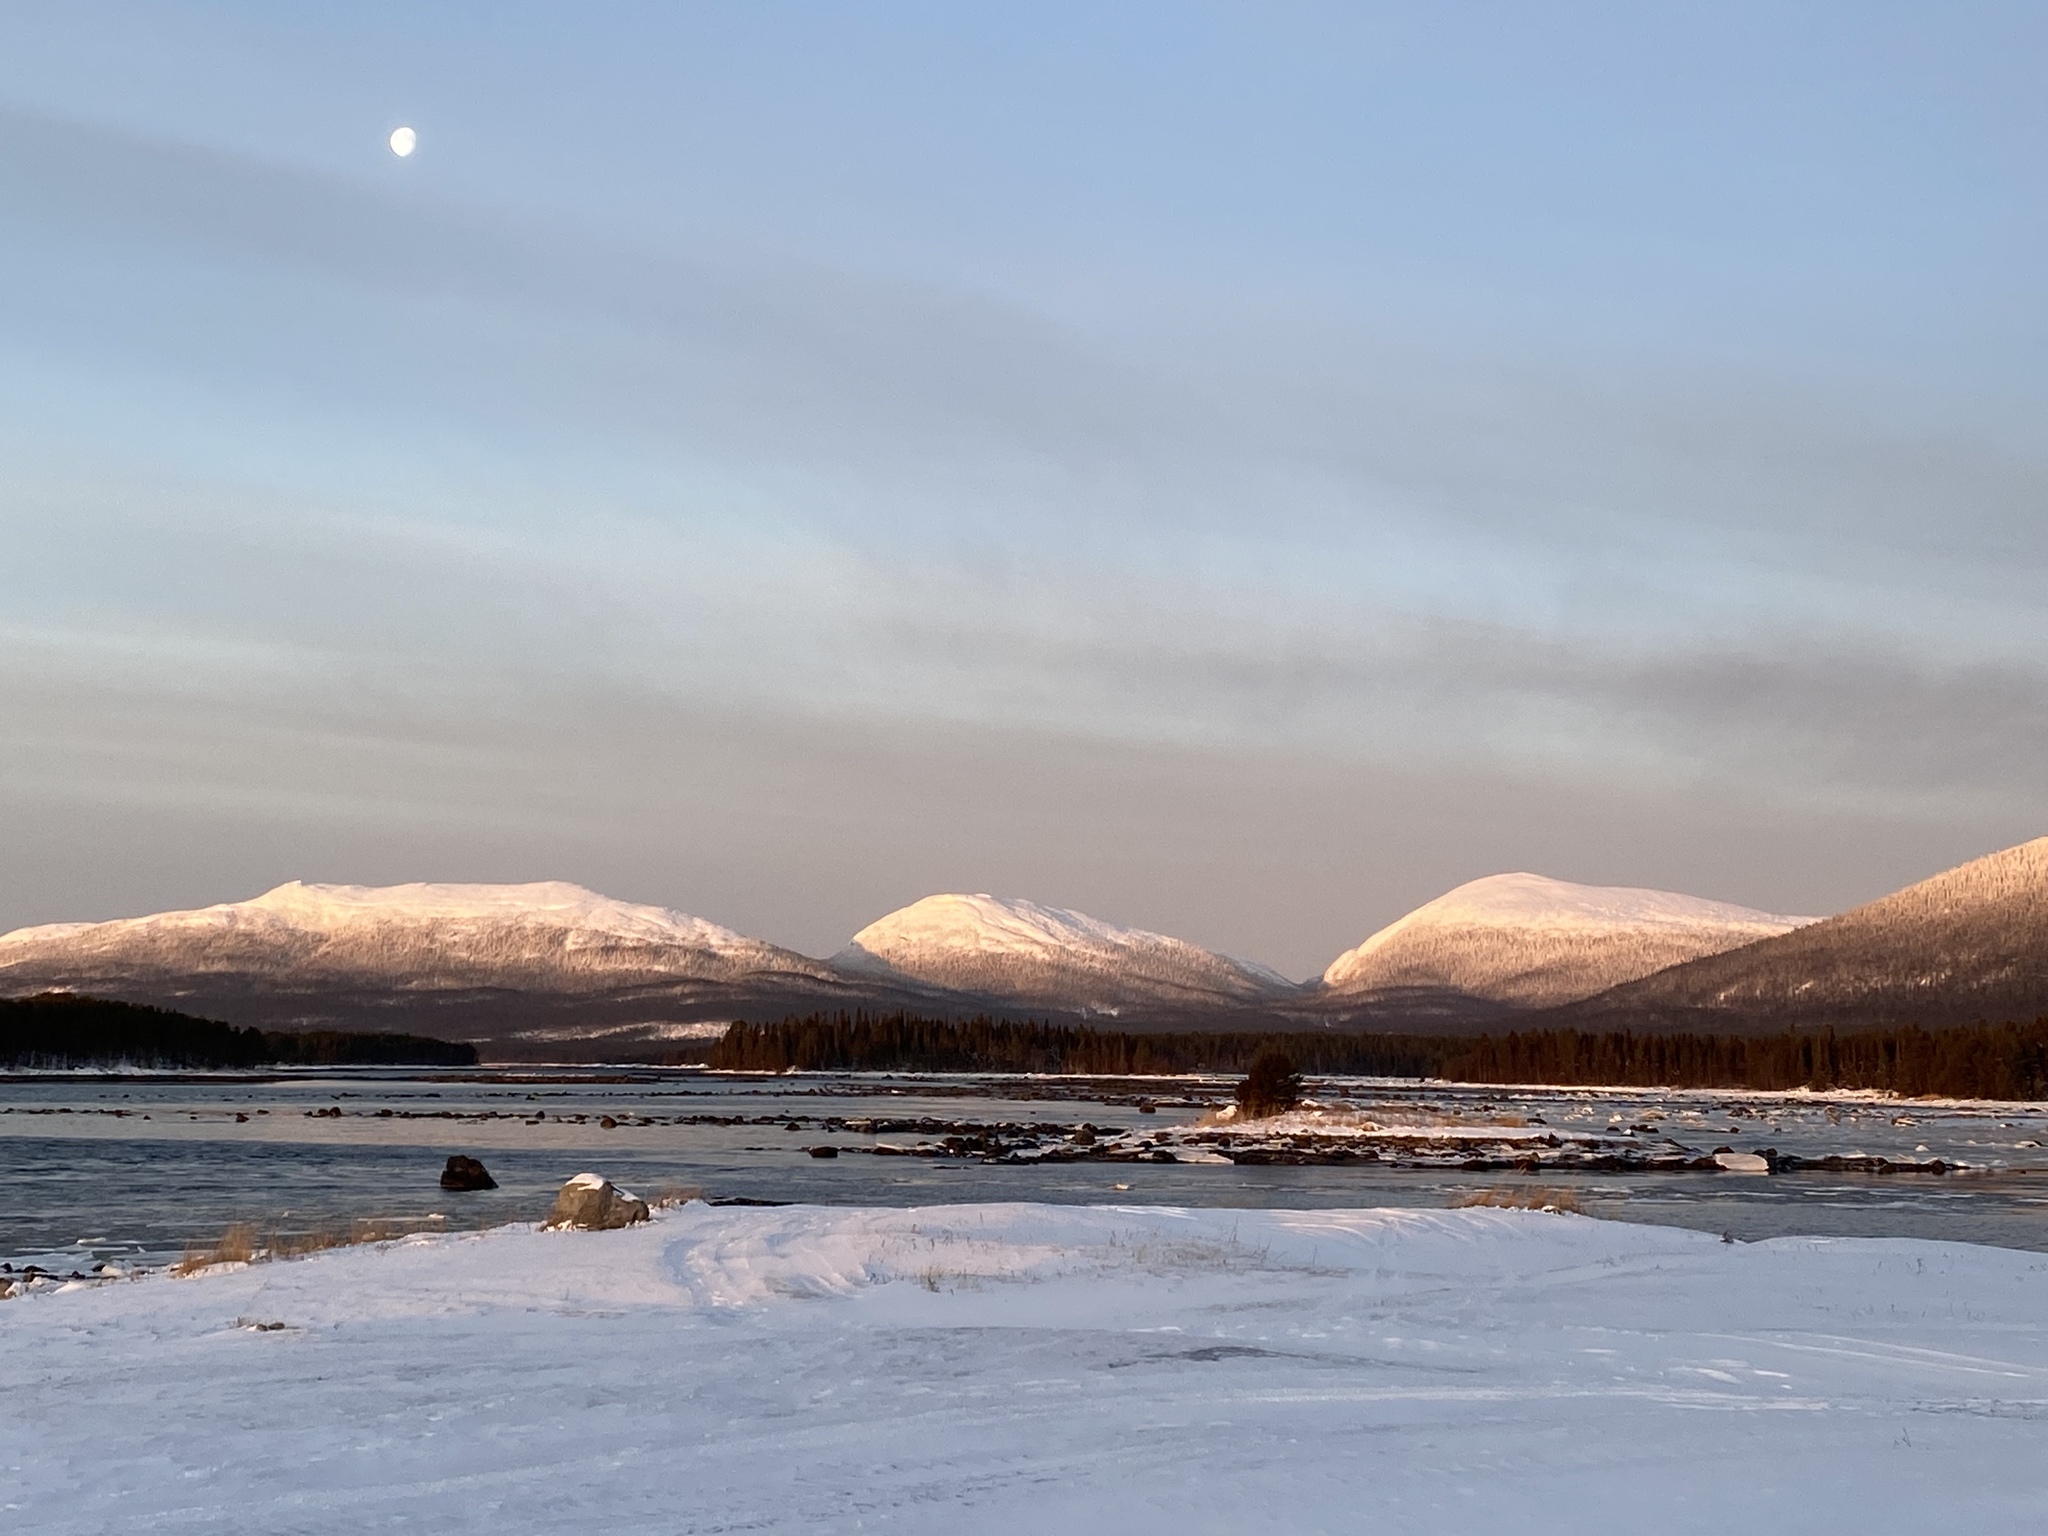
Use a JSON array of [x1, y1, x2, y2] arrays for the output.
[[3, 3, 2045, 977]]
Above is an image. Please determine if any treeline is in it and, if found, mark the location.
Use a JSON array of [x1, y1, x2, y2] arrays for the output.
[[1445, 1023, 2048, 1100], [266, 1030, 478, 1067], [707, 1012, 1445, 1077], [0, 993, 477, 1068], [708, 1010, 2048, 1099]]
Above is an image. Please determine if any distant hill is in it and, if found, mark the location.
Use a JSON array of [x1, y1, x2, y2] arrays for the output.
[[1316, 873, 1812, 1018], [1545, 837, 2048, 1034], [0, 880, 838, 992], [0, 881, 911, 1049], [836, 893, 1296, 1016], [13, 846, 2045, 1053]]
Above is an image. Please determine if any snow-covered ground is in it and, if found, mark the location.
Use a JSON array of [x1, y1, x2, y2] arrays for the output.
[[6, 1202, 2045, 1532]]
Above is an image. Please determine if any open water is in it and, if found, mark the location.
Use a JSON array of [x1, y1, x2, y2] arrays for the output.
[[7, 1067, 2048, 1275]]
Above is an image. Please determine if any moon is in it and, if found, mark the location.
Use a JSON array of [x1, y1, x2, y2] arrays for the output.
[[389, 126, 417, 158]]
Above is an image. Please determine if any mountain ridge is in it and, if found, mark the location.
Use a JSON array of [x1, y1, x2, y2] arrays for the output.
[[8, 841, 2048, 1050], [1540, 837, 2048, 1035], [0, 880, 837, 992], [836, 893, 1295, 1015], [1319, 873, 1814, 1011]]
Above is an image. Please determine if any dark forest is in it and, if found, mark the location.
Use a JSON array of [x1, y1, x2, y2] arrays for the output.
[[708, 1010, 2048, 1099], [1, 993, 477, 1068]]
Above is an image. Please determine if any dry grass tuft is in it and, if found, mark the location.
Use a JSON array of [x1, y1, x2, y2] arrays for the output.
[[1452, 1185, 1586, 1215], [173, 1222, 259, 1275], [173, 1215, 454, 1274], [268, 1216, 444, 1259]]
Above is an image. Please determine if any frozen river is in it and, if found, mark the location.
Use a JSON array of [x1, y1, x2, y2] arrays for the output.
[[7, 1067, 2048, 1274]]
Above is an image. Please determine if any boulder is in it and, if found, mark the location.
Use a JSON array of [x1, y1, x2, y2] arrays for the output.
[[439, 1155, 497, 1191], [542, 1172, 650, 1231], [1714, 1151, 1771, 1175]]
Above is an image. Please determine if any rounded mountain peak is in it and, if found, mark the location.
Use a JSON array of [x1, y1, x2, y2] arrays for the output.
[[843, 893, 1170, 958], [1364, 872, 1811, 942], [231, 880, 758, 949], [0, 880, 828, 991], [836, 893, 1291, 1010], [1322, 873, 1814, 1005]]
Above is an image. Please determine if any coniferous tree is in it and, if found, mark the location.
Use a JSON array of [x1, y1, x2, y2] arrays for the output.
[[1234, 1047, 1304, 1118]]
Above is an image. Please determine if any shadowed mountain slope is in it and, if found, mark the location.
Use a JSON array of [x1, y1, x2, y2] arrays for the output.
[[1545, 838, 2048, 1035]]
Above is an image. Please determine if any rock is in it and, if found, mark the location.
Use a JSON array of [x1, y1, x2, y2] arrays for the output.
[[439, 1155, 497, 1191], [542, 1173, 649, 1231], [808, 1145, 838, 1158], [1714, 1151, 1771, 1175]]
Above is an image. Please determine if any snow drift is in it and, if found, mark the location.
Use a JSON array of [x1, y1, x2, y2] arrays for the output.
[[8, 1201, 2046, 1533]]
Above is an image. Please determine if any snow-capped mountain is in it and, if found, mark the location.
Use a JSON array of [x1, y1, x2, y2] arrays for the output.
[[0, 881, 838, 1001], [836, 893, 1295, 1014], [33, 847, 2041, 1047], [1555, 836, 2048, 1032], [0, 880, 1303, 1041], [1320, 873, 1815, 1010]]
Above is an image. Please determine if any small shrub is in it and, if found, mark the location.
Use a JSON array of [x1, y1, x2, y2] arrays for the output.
[[1234, 1048, 1304, 1119], [269, 1216, 443, 1258], [173, 1215, 452, 1273]]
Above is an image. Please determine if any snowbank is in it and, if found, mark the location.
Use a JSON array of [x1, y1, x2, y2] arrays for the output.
[[6, 1203, 2046, 1532]]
